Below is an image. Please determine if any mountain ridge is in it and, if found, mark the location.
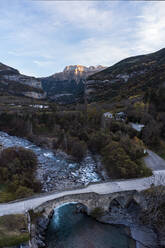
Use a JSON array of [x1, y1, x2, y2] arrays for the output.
[[0, 62, 46, 99], [41, 64, 106, 104], [86, 48, 165, 102], [43, 64, 106, 82], [1, 47, 165, 104]]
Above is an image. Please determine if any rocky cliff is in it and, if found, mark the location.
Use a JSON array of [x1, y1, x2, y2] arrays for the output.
[[0, 62, 46, 99], [41, 65, 106, 104], [57, 65, 106, 83]]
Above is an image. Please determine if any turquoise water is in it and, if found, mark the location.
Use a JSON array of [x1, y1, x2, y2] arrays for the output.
[[45, 204, 135, 248]]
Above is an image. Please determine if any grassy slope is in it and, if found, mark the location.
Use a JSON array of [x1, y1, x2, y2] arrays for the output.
[[0, 214, 29, 247]]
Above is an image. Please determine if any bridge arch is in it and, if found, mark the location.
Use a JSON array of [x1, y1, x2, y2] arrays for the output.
[[108, 191, 140, 211], [33, 192, 113, 218], [29, 190, 142, 248], [32, 190, 140, 219]]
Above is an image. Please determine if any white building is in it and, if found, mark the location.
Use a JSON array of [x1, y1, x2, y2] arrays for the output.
[[103, 112, 113, 119]]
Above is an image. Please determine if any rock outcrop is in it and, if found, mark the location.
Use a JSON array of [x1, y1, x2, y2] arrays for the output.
[[0, 62, 46, 99], [41, 65, 106, 104], [23, 92, 46, 99]]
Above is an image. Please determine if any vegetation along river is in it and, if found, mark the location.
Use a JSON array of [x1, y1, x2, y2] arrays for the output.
[[0, 131, 157, 248]]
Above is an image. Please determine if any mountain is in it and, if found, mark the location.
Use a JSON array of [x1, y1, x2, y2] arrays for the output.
[[41, 65, 106, 104], [0, 62, 46, 99], [86, 48, 165, 102], [61, 65, 106, 82]]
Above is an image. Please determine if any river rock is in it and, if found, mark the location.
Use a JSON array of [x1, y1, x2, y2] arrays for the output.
[[36, 239, 45, 248]]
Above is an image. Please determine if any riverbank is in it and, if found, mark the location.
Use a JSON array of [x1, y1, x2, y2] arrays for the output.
[[0, 131, 104, 196], [98, 201, 159, 248]]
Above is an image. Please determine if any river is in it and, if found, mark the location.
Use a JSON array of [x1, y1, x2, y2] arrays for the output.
[[0, 131, 101, 192], [45, 203, 136, 248]]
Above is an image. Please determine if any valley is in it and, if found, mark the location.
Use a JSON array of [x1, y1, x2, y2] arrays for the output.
[[1, 0, 165, 247], [0, 48, 165, 248]]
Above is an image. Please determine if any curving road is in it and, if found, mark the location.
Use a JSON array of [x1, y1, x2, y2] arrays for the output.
[[0, 150, 165, 217], [144, 150, 165, 170]]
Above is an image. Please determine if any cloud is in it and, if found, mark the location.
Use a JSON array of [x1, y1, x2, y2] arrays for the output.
[[70, 37, 132, 66], [33, 60, 55, 67], [135, 2, 165, 53], [40, 1, 114, 32], [35, 1, 135, 68], [0, 1, 165, 77]]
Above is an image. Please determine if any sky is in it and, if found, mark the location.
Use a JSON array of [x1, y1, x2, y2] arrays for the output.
[[0, 0, 165, 77]]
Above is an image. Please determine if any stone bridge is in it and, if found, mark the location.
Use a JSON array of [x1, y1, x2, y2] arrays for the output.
[[34, 190, 142, 218], [0, 170, 165, 217], [1, 171, 165, 248], [29, 189, 145, 248]]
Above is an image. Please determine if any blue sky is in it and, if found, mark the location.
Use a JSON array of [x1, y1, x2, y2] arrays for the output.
[[0, 0, 165, 77]]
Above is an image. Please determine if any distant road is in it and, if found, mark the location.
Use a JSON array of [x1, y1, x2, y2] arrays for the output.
[[0, 150, 165, 217]]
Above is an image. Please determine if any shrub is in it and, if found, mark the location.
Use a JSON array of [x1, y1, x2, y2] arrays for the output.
[[88, 131, 110, 153], [109, 120, 137, 138], [102, 141, 152, 179], [0, 147, 41, 201], [120, 135, 145, 160], [68, 137, 87, 161], [142, 120, 161, 147], [15, 186, 34, 198]]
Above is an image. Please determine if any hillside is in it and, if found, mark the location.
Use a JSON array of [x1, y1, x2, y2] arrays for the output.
[[0, 63, 46, 99], [41, 65, 106, 104], [87, 48, 165, 102]]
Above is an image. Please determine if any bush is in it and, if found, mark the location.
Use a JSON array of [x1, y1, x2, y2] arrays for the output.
[[120, 135, 145, 161], [0, 147, 41, 201], [88, 131, 110, 153], [68, 137, 87, 161], [15, 186, 34, 198], [109, 120, 137, 138], [142, 120, 161, 147], [102, 141, 152, 179]]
